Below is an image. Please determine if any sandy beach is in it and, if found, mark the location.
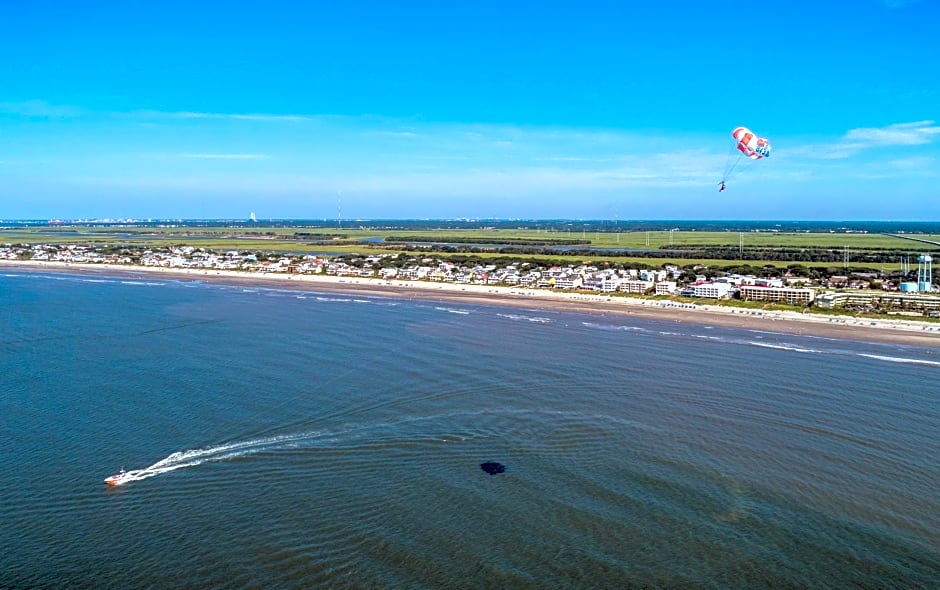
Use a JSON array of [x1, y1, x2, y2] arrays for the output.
[[4, 259, 940, 347]]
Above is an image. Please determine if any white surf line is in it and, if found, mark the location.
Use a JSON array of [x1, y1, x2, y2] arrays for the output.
[[857, 353, 940, 367]]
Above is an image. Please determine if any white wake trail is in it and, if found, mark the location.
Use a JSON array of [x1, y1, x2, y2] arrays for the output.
[[108, 431, 324, 485]]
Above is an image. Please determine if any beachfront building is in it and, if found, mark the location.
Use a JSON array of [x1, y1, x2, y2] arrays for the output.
[[553, 274, 583, 290], [655, 281, 677, 295], [739, 285, 815, 305], [755, 277, 785, 288], [715, 274, 759, 287], [583, 275, 621, 292], [826, 276, 849, 288], [427, 268, 448, 281], [519, 272, 540, 287], [501, 272, 520, 286], [619, 279, 654, 294], [784, 276, 813, 286], [537, 268, 569, 288], [815, 291, 875, 309], [683, 282, 732, 299], [816, 291, 940, 313], [639, 269, 667, 282]]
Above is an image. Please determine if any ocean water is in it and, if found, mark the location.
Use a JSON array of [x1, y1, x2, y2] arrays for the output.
[[1, 269, 938, 589]]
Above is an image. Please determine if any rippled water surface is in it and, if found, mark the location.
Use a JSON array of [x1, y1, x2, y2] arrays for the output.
[[1, 270, 938, 588]]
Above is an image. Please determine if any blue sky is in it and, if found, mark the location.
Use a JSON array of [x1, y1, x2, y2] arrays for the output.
[[1, 0, 938, 220]]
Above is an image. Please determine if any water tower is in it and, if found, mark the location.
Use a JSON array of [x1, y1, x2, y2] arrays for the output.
[[917, 254, 933, 292]]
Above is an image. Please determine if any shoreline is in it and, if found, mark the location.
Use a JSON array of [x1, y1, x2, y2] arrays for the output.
[[4, 259, 940, 347]]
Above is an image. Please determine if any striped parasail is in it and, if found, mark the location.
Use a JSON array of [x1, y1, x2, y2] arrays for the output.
[[732, 126, 771, 160]]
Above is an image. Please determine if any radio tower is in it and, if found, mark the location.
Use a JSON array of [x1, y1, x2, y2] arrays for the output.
[[337, 191, 342, 229]]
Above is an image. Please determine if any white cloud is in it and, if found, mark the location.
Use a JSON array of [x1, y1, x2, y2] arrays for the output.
[[886, 156, 938, 174], [532, 156, 614, 163], [181, 153, 271, 160], [64, 157, 710, 198], [8, 100, 938, 200], [363, 130, 419, 139], [0, 101, 320, 123], [844, 120, 940, 146], [132, 110, 314, 122], [0, 100, 84, 118], [414, 155, 472, 161], [787, 121, 940, 160]]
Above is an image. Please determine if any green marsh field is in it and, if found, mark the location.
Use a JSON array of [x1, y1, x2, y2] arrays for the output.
[[3, 224, 939, 271]]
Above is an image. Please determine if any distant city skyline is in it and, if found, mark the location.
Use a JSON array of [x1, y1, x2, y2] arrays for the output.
[[2, 1, 939, 220]]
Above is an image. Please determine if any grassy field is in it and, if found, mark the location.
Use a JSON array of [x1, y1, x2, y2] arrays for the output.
[[360, 228, 940, 250], [6, 226, 940, 247], [3, 225, 937, 271]]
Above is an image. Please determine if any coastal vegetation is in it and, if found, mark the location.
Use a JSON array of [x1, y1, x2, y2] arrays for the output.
[[2, 220, 938, 279]]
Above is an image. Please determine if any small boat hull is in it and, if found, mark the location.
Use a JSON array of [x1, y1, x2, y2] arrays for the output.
[[104, 470, 131, 486]]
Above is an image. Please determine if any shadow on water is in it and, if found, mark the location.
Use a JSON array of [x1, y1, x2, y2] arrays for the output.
[[480, 461, 506, 475]]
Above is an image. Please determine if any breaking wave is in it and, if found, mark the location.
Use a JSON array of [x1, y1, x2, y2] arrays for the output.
[[498, 313, 553, 324], [857, 354, 940, 367], [434, 306, 471, 315], [746, 341, 825, 354]]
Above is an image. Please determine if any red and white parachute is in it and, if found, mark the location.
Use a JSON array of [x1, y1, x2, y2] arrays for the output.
[[720, 126, 770, 191], [732, 126, 771, 160]]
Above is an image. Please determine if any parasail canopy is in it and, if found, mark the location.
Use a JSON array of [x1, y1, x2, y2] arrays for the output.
[[732, 126, 771, 160]]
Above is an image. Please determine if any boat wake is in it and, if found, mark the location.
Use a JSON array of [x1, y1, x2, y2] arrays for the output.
[[105, 431, 323, 486], [105, 406, 508, 487]]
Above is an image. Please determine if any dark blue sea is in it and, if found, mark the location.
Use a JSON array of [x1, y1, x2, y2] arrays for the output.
[[2, 269, 938, 589]]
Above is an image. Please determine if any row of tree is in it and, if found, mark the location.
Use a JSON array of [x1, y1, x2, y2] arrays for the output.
[[377, 242, 936, 264], [385, 236, 592, 246]]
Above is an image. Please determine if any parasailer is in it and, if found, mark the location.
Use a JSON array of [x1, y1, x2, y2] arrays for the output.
[[719, 126, 770, 190]]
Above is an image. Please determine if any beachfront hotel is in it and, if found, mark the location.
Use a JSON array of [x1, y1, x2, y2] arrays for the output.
[[739, 285, 816, 305]]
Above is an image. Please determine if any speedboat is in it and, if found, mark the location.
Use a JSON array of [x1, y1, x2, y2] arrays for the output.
[[104, 469, 132, 486]]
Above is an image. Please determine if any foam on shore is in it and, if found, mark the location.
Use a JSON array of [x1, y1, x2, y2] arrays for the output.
[[3, 259, 939, 347]]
